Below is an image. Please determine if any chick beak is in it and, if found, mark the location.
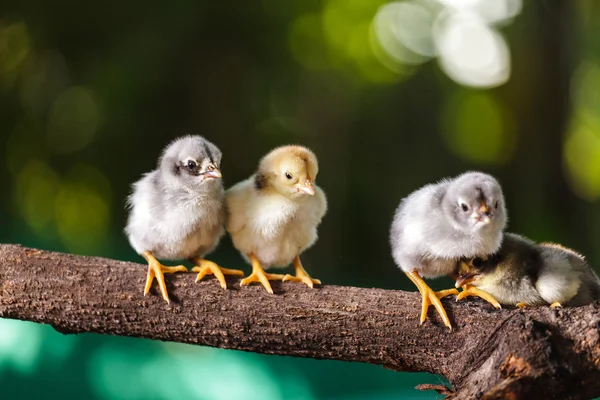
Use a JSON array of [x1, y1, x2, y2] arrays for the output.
[[202, 166, 222, 179], [455, 260, 477, 288], [455, 273, 478, 289], [477, 201, 491, 224], [297, 180, 315, 195]]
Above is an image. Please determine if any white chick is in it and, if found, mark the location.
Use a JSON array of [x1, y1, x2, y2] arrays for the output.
[[125, 135, 243, 303], [390, 172, 507, 329], [226, 145, 327, 294]]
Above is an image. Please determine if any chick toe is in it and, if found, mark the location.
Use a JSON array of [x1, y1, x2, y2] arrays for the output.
[[283, 274, 321, 288], [240, 271, 286, 294], [435, 288, 459, 299], [190, 258, 244, 289], [406, 271, 454, 330], [142, 251, 187, 303], [550, 302, 562, 308], [282, 256, 321, 288], [240, 254, 285, 294], [456, 285, 501, 309]]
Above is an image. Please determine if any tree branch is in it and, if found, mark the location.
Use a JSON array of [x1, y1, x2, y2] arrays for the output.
[[0, 244, 598, 399]]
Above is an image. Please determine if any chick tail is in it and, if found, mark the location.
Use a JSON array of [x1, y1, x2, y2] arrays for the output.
[[142, 251, 188, 304], [190, 258, 245, 290], [240, 253, 285, 294], [456, 285, 502, 309], [282, 256, 321, 288], [405, 271, 458, 330]]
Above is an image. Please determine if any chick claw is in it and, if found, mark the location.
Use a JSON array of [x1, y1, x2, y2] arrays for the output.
[[190, 258, 244, 290], [240, 254, 285, 294], [456, 285, 502, 309], [406, 271, 458, 330], [282, 256, 321, 288], [142, 251, 188, 304]]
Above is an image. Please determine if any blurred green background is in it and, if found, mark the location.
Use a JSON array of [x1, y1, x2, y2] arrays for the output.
[[1, 0, 599, 398]]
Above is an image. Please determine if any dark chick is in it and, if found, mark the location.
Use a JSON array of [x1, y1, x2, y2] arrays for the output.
[[456, 233, 600, 307]]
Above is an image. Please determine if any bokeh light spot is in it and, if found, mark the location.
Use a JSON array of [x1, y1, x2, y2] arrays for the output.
[[434, 12, 510, 88], [563, 117, 600, 202], [90, 343, 313, 400], [90, 347, 150, 400], [372, 1, 436, 66], [19, 50, 71, 116], [571, 61, 600, 120], [437, 0, 522, 25], [66, 163, 113, 204], [14, 160, 61, 235], [0, 319, 43, 374], [349, 22, 404, 84], [321, 0, 401, 83], [6, 119, 48, 176], [322, 0, 370, 57], [289, 14, 331, 70], [441, 90, 516, 164], [0, 21, 30, 88], [370, 0, 521, 87], [54, 164, 111, 253], [47, 86, 101, 154]]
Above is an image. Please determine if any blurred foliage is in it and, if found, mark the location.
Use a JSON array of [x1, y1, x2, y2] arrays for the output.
[[1, 0, 600, 399]]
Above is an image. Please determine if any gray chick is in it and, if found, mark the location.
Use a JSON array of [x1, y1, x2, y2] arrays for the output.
[[390, 171, 507, 329], [456, 233, 600, 307], [125, 135, 243, 303]]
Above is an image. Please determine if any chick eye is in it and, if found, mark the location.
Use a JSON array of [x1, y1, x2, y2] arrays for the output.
[[186, 160, 197, 171], [460, 203, 469, 212], [472, 258, 484, 268], [285, 172, 293, 180], [494, 201, 499, 209]]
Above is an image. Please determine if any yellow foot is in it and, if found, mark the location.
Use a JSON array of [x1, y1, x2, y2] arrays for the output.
[[456, 285, 501, 309], [282, 255, 321, 288], [516, 302, 529, 308], [240, 253, 284, 294], [142, 251, 187, 304], [550, 302, 562, 308], [406, 271, 457, 330], [190, 258, 244, 289]]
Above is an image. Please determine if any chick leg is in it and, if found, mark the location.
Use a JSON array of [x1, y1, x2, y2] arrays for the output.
[[456, 284, 502, 309], [282, 256, 321, 288], [190, 258, 244, 290], [405, 271, 458, 330], [240, 253, 285, 294], [142, 251, 187, 304]]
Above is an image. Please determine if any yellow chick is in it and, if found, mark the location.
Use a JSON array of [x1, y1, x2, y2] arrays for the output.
[[226, 145, 327, 293]]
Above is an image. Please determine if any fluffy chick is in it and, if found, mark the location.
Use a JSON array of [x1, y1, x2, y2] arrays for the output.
[[390, 171, 507, 329], [226, 145, 327, 294], [456, 233, 600, 307], [125, 135, 243, 303]]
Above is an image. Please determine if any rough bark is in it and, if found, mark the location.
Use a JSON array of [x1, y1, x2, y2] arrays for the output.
[[0, 244, 599, 399]]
